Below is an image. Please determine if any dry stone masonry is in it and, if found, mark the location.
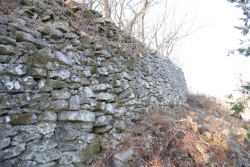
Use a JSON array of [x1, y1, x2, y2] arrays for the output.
[[0, 1, 188, 166]]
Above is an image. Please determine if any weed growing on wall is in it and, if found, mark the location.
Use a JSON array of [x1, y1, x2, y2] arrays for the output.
[[227, 73, 250, 120]]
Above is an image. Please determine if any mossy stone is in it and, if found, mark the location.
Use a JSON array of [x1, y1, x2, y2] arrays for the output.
[[83, 10, 97, 19], [50, 80, 67, 89], [91, 67, 97, 74], [112, 80, 118, 87], [26, 53, 47, 66], [27, 67, 36, 75], [9, 113, 37, 125], [78, 140, 101, 162], [80, 36, 91, 48], [66, 10, 74, 17]]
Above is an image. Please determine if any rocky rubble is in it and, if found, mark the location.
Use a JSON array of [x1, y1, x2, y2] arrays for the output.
[[0, 0, 188, 166]]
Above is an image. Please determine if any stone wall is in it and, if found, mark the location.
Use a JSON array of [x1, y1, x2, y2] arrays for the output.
[[0, 1, 188, 166]]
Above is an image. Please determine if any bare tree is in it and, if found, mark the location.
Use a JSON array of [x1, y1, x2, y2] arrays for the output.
[[74, 0, 198, 61]]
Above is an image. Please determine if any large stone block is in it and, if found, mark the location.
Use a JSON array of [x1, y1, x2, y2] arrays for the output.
[[0, 45, 17, 55], [0, 76, 24, 93], [0, 138, 10, 150], [9, 113, 37, 125], [34, 148, 62, 164], [77, 142, 101, 163], [58, 141, 86, 152], [58, 110, 95, 123], [54, 51, 74, 66], [15, 31, 36, 44], [39, 100, 68, 112], [12, 133, 41, 143], [0, 93, 30, 109], [0, 124, 18, 138], [0, 143, 26, 161], [52, 89, 71, 100], [0, 64, 27, 76]]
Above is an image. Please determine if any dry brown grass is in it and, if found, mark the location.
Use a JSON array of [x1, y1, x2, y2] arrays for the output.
[[91, 93, 250, 167]]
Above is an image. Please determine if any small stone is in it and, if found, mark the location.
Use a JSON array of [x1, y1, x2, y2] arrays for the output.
[[94, 124, 113, 133], [65, 33, 79, 39], [30, 93, 50, 102], [113, 160, 124, 167], [94, 115, 113, 126], [114, 149, 133, 162], [195, 143, 206, 155], [82, 49, 95, 57], [49, 70, 71, 80], [114, 120, 126, 132], [54, 51, 74, 66], [0, 137, 10, 150], [79, 87, 95, 98], [38, 111, 57, 122], [38, 26, 51, 35], [82, 70, 92, 77], [96, 93, 114, 102], [97, 67, 109, 75], [104, 103, 117, 114], [113, 133, 123, 141], [22, 76, 36, 90], [59, 129, 80, 141], [95, 50, 111, 58], [52, 88, 71, 100], [27, 67, 46, 77], [50, 28, 63, 39], [37, 122, 57, 135], [37, 161, 57, 167], [68, 95, 80, 110], [90, 84, 112, 92]]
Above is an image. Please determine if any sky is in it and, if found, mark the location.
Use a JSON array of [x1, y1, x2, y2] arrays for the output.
[[174, 0, 250, 99]]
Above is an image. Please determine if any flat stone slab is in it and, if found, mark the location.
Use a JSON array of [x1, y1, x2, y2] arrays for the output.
[[58, 110, 95, 123], [114, 149, 133, 162]]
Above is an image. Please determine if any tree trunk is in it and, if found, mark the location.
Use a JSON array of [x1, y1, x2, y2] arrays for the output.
[[103, 0, 111, 18]]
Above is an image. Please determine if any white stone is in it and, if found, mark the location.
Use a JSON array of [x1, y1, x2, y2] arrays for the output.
[[14, 81, 20, 89], [37, 122, 57, 135]]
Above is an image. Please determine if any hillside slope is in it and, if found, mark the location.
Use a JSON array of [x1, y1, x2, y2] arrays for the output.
[[0, 0, 249, 167]]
